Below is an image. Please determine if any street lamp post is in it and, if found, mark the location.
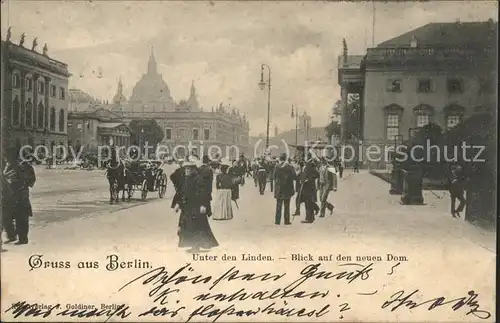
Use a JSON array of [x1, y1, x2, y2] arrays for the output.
[[258, 64, 271, 150], [140, 127, 145, 159]]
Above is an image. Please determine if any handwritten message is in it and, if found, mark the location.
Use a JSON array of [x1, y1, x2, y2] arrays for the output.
[[4, 253, 492, 322]]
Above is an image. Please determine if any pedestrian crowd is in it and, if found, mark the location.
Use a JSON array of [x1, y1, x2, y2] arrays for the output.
[[167, 152, 347, 253], [1, 146, 467, 254]]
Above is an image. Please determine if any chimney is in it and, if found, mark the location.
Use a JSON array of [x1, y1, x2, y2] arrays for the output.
[[410, 36, 418, 48]]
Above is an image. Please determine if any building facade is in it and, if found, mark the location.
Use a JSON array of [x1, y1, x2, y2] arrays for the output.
[[1, 37, 71, 152], [108, 49, 250, 158], [67, 107, 131, 154], [338, 20, 497, 168]]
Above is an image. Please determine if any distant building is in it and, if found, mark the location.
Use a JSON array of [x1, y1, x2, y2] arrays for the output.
[[1, 38, 71, 151], [67, 107, 131, 154], [69, 88, 100, 112], [106, 48, 250, 158], [338, 20, 497, 168]]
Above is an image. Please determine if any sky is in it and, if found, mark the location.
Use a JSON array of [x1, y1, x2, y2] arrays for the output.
[[2, 0, 497, 136]]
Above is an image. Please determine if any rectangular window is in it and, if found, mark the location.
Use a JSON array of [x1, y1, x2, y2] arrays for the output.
[[12, 74, 21, 88], [77, 123, 82, 129], [50, 85, 56, 97], [38, 81, 45, 95], [165, 128, 172, 140], [417, 79, 432, 93], [192, 128, 199, 140], [204, 128, 210, 140], [25, 78, 32, 91], [416, 114, 430, 127], [386, 114, 399, 140], [67, 123, 73, 128], [387, 79, 402, 92], [446, 115, 461, 130], [447, 78, 463, 94], [177, 128, 186, 139], [60, 87, 66, 100]]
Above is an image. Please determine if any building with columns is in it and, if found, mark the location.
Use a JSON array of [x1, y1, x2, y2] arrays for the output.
[[107, 48, 250, 158], [1, 37, 71, 152], [338, 20, 497, 168], [67, 107, 131, 154]]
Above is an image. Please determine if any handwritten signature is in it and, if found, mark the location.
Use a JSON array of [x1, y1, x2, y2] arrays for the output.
[[382, 289, 491, 319]]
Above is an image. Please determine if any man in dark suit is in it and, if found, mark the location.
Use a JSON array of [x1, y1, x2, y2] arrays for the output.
[[2, 147, 36, 245], [170, 159, 185, 209], [273, 153, 295, 225], [299, 158, 320, 223], [256, 158, 268, 195]]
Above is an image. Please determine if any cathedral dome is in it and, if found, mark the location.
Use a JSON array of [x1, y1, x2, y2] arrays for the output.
[[128, 48, 174, 109]]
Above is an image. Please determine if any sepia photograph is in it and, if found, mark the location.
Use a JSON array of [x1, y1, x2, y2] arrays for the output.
[[0, 0, 497, 322]]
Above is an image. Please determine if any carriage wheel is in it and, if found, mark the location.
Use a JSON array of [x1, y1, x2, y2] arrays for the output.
[[158, 174, 167, 198], [141, 180, 148, 200]]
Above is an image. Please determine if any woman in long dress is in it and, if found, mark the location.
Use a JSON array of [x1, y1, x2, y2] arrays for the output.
[[213, 162, 234, 220], [177, 160, 218, 253]]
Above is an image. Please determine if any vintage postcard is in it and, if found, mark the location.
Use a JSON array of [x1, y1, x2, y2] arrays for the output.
[[0, 0, 497, 322]]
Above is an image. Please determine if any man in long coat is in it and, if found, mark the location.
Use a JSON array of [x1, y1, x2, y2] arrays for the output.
[[318, 158, 335, 217], [273, 154, 295, 225], [2, 147, 36, 244], [298, 159, 319, 223], [256, 158, 268, 195], [170, 159, 185, 209]]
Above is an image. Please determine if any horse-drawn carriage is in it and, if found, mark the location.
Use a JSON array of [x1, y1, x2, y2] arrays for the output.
[[124, 159, 168, 201]]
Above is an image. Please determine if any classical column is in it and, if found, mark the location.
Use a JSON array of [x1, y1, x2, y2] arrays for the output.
[[358, 89, 364, 140], [20, 69, 26, 129], [32, 74, 39, 132], [340, 85, 349, 143], [44, 76, 51, 131]]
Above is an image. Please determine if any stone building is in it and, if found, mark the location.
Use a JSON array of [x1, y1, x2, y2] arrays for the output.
[[337, 20, 497, 168], [67, 107, 131, 154], [108, 48, 250, 158], [1, 36, 71, 152]]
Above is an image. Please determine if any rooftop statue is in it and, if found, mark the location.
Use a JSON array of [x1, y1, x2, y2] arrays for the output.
[[20, 32, 26, 47]]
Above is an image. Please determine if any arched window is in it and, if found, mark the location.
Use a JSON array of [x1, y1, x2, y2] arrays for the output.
[[25, 99, 33, 128], [59, 109, 65, 132], [37, 102, 44, 128], [12, 96, 20, 126], [50, 107, 56, 131]]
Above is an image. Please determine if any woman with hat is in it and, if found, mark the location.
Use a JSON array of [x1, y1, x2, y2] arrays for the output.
[[228, 160, 242, 202], [213, 159, 234, 220], [176, 159, 218, 253]]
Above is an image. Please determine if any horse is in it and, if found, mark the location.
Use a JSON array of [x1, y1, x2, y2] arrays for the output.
[[105, 146, 131, 203]]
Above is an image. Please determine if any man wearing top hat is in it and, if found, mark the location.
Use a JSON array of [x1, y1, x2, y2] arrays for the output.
[[298, 155, 320, 223], [273, 153, 295, 225]]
